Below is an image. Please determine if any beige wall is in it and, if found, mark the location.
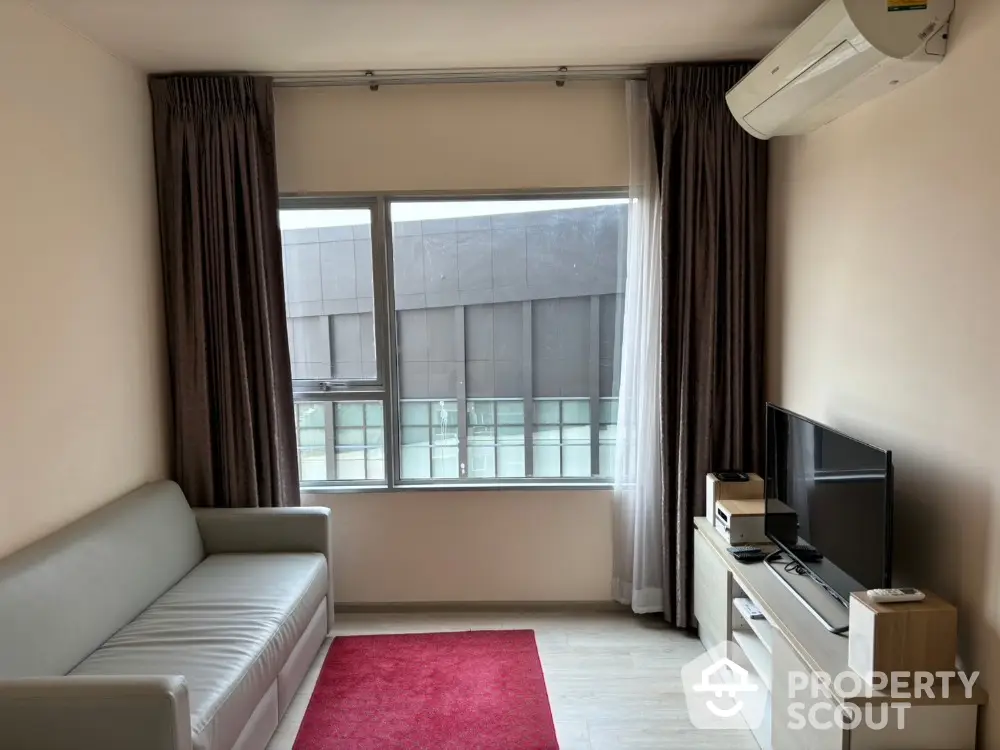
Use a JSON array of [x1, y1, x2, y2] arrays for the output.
[[0, 2, 168, 558], [306, 489, 613, 604], [278, 82, 624, 603], [275, 81, 628, 194], [768, 0, 1000, 740]]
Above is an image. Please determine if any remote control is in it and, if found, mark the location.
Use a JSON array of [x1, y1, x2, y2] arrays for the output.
[[715, 471, 749, 482], [867, 587, 926, 604], [788, 543, 823, 562], [727, 545, 766, 564]]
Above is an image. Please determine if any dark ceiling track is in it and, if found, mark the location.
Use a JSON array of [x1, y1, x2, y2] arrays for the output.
[[271, 65, 647, 88]]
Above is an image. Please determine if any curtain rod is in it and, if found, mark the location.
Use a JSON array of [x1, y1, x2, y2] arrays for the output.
[[272, 65, 647, 88]]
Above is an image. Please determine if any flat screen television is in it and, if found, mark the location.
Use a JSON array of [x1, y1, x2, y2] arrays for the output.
[[764, 404, 893, 606]]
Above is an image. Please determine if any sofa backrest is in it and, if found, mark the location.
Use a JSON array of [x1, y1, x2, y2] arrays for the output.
[[0, 481, 204, 677]]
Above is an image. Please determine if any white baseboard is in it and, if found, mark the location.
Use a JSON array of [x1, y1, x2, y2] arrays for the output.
[[335, 600, 625, 614]]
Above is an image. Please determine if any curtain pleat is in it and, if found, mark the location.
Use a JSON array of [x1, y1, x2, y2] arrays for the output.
[[648, 63, 768, 627], [149, 75, 299, 508], [612, 81, 665, 614]]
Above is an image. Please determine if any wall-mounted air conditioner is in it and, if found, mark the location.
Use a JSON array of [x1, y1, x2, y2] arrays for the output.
[[727, 0, 954, 140]]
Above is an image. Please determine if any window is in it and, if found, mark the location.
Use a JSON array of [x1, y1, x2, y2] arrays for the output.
[[292, 400, 386, 482], [532, 398, 591, 478], [400, 399, 460, 479], [467, 399, 525, 479], [281, 194, 626, 488], [282, 207, 378, 383], [598, 398, 619, 479]]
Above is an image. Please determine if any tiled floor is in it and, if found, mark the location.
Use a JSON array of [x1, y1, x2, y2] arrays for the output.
[[265, 611, 758, 750]]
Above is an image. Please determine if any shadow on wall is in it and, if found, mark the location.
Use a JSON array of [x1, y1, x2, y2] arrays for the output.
[[765, 134, 812, 405], [765, 138, 789, 404], [891, 458, 996, 749], [766, 0, 1000, 743], [834, 409, 997, 747]]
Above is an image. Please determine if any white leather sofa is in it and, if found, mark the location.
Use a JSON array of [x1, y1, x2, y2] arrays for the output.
[[0, 481, 332, 750]]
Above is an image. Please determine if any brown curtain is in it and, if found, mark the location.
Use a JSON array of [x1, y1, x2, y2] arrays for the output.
[[648, 63, 768, 627], [149, 75, 300, 508]]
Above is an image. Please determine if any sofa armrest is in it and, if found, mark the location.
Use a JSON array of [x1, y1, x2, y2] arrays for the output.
[[194, 507, 334, 626], [0, 675, 192, 750], [194, 507, 331, 557]]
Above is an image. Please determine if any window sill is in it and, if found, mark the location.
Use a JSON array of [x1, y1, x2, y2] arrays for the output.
[[300, 482, 614, 494]]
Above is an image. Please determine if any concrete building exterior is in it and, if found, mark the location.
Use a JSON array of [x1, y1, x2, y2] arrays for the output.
[[281, 201, 625, 483]]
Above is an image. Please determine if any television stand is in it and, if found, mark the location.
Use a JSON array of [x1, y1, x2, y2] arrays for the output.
[[693, 518, 985, 750], [764, 550, 849, 635]]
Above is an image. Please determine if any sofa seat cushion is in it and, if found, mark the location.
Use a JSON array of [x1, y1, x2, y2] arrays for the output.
[[70, 553, 328, 750]]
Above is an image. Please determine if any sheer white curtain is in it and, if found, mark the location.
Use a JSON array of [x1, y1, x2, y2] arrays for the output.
[[611, 81, 664, 614]]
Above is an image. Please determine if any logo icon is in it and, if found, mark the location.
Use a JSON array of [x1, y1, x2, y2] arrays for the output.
[[692, 658, 759, 717], [681, 642, 768, 731]]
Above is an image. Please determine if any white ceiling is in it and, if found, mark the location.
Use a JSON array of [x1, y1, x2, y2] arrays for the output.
[[29, 0, 822, 73]]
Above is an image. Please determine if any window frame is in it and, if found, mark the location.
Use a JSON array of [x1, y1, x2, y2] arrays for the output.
[[281, 189, 626, 492]]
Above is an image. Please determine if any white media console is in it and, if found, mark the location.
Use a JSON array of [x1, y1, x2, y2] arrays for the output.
[[693, 518, 986, 749]]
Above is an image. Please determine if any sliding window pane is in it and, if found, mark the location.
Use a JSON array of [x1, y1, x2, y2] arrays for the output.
[[298, 405, 325, 428], [401, 426, 431, 446], [432, 446, 460, 478], [467, 402, 496, 445], [295, 403, 328, 481], [497, 401, 525, 425], [497, 425, 524, 444], [333, 400, 384, 482], [431, 400, 460, 478], [498, 446, 526, 478], [533, 445, 561, 478], [399, 399, 459, 480], [562, 400, 590, 425], [599, 398, 618, 425], [532, 398, 592, 479], [400, 400, 433, 478], [466, 399, 525, 479], [280, 207, 377, 382], [401, 401, 430, 426], [562, 446, 591, 477], [335, 402, 365, 427], [366, 450, 385, 482], [431, 401, 459, 434], [299, 449, 327, 482], [535, 401, 561, 425], [468, 446, 496, 479], [598, 397, 619, 478], [294, 400, 385, 483], [335, 448, 367, 481], [599, 445, 615, 479], [561, 399, 592, 478], [298, 428, 325, 448], [334, 427, 365, 446], [401, 446, 431, 479], [533, 425, 561, 444], [389, 196, 626, 485]]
